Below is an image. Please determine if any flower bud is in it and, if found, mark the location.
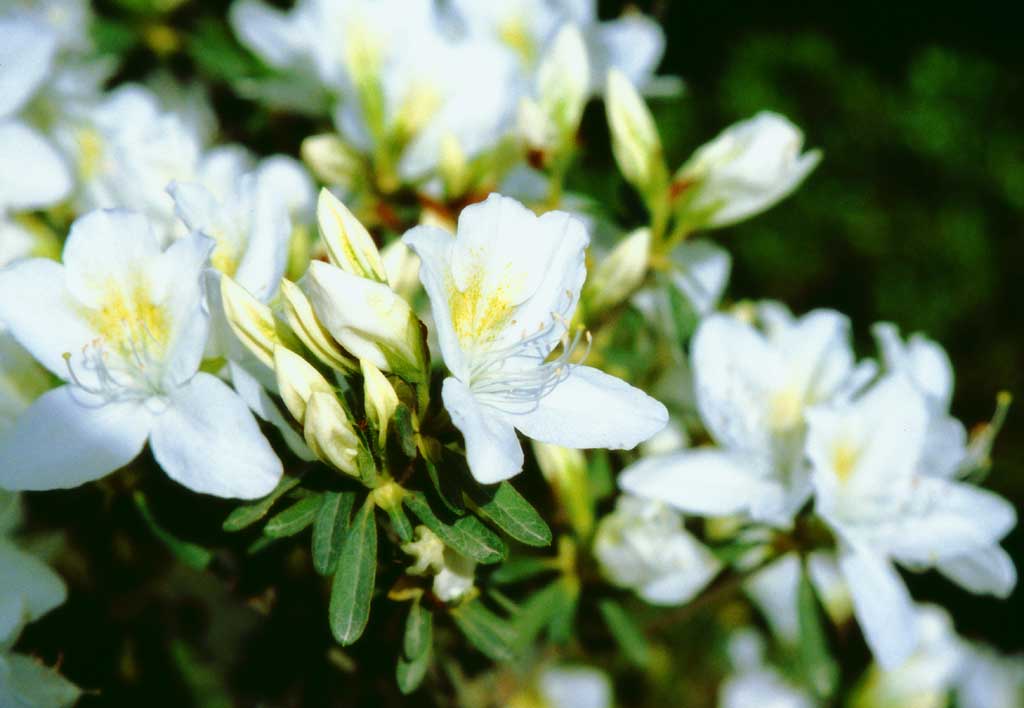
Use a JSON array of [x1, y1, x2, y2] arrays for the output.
[[401, 526, 476, 603], [303, 261, 427, 383], [301, 134, 362, 188], [583, 227, 651, 317], [673, 111, 821, 229], [273, 345, 334, 425], [381, 240, 421, 302], [593, 495, 721, 606], [537, 24, 589, 142], [279, 278, 356, 373], [606, 69, 665, 198], [438, 133, 469, 198], [304, 391, 361, 476], [220, 274, 279, 368], [361, 358, 399, 447], [532, 441, 593, 540], [317, 188, 388, 282]]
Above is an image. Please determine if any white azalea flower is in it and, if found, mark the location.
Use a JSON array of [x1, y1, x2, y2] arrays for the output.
[[447, 0, 666, 94], [805, 375, 1017, 667], [169, 153, 309, 304], [55, 84, 207, 240], [720, 630, 816, 708], [0, 15, 73, 221], [0, 488, 79, 707], [955, 643, 1024, 708], [594, 494, 720, 605], [536, 665, 612, 708], [621, 303, 873, 525], [403, 194, 668, 484], [232, 0, 519, 184], [675, 112, 821, 229], [0, 209, 282, 499], [745, 551, 852, 646], [852, 604, 964, 708], [872, 322, 968, 477]]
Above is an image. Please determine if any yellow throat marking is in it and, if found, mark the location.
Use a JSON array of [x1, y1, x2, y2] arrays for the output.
[[88, 280, 169, 356], [448, 269, 515, 349]]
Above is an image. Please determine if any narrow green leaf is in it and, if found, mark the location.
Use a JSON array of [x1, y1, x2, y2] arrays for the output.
[[450, 601, 517, 662], [546, 580, 577, 644], [385, 503, 415, 543], [329, 497, 378, 645], [490, 557, 556, 585], [599, 599, 650, 668], [312, 490, 356, 575], [798, 562, 839, 698], [424, 456, 464, 514], [396, 647, 431, 695], [468, 481, 552, 547], [511, 582, 564, 649], [133, 492, 212, 571], [403, 597, 433, 660], [393, 404, 418, 458], [264, 494, 323, 538], [404, 493, 507, 564], [223, 475, 302, 532]]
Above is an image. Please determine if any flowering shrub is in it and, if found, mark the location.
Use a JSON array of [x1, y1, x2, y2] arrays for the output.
[[0, 1, 1019, 706]]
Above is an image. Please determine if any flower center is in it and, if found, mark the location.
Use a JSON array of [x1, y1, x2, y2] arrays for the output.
[[65, 282, 170, 404]]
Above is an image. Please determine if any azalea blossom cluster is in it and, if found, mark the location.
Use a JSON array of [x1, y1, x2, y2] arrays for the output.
[[0, 1, 1020, 706]]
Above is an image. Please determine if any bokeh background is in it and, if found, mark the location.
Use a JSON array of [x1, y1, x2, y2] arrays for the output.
[[18, 0, 1023, 705]]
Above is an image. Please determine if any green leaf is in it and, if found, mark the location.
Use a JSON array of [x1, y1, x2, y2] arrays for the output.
[[312, 490, 357, 575], [223, 475, 302, 531], [133, 492, 212, 571], [403, 597, 433, 661], [393, 404, 418, 458], [599, 599, 650, 668], [511, 582, 564, 649], [424, 455, 464, 514], [450, 601, 517, 662], [489, 557, 556, 585], [385, 502, 415, 543], [797, 562, 839, 699], [264, 494, 323, 538], [404, 493, 506, 564], [396, 648, 431, 695], [329, 497, 378, 646], [468, 481, 552, 547], [545, 580, 578, 644]]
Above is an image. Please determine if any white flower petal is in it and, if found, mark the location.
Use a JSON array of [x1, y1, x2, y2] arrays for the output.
[[0, 386, 152, 491], [883, 477, 1016, 568], [0, 258, 94, 379], [229, 360, 316, 462], [0, 121, 71, 211], [839, 543, 918, 669], [592, 14, 665, 89], [539, 666, 613, 708], [668, 239, 731, 315], [233, 182, 290, 302], [155, 233, 214, 387], [229, 0, 308, 70], [938, 546, 1017, 599], [150, 372, 282, 499], [503, 365, 666, 450], [0, 18, 58, 118], [0, 539, 66, 625], [402, 224, 466, 378], [619, 448, 784, 520], [691, 314, 780, 455], [62, 209, 163, 308], [442, 377, 523, 484]]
